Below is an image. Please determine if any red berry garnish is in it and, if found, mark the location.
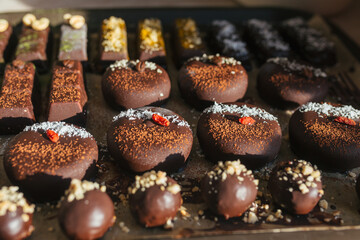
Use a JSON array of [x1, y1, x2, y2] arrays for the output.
[[239, 116, 255, 125], [46, 130, 59, 143], [152, 114, 170, 127], [334, 116, 356, 126]]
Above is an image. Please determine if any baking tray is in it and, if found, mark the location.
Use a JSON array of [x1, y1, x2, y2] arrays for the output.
[[1, 7, 360, 240]]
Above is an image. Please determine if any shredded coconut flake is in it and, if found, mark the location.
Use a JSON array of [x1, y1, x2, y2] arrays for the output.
[[204, 102, 278, 121], [109, 59, 160, 72], [299, 102, 360, 119], [267, 57, 327, 77], [113, 107, 190, 127], [24, 121, 93, 138], [187, 53, 241, 65]]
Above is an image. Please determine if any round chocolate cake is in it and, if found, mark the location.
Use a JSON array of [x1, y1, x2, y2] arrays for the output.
[[3, 121, 98, 201], [58, 179, 115, 240], [268, 159, 323, 215], [178, 54, 248, 109], [0, 186, 35, 240], [128, 171, 182, 227], [289, 102, 360, 171], [107, 107, 193, 173], [257, 57, 329, 109], [102, 60, 170, 109], [197, 102, 282, 169], [201, 160, 258, 219]]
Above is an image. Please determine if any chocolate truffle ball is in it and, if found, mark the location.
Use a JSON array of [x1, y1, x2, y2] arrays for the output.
[[197, 102, 282, 169], [201, 160, 258, 219], [0, 186, 35, 240], [257, 57, 329, 109], [102, 60, 170, 110], [107, 107, 193, 173], [178, 54, 248, 109], [58, 179, 115, 240], [289, 102, 360, 171], [3, 121, 98, 201], [128, 171, 182, 227], [269, 159, 323, 215]]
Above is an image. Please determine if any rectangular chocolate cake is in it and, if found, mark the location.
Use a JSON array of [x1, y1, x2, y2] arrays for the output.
[[0, 20, 13, 64], [47, 60, 88, 126], [173, 18, 206, 67], [0, 60, 38, 134], [280, 17, 337, 67], [137, 18, 166, 66], [58, 15, 88, 62]]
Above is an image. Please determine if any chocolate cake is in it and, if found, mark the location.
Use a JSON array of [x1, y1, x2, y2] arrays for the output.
[[47, 60, 87, 126], [201, 160, 258, 219], [128, 171, 182, 227], [210, 20, 251, 70], [0, 60, 39, 135], [15, 14, 51, 73], [289, 102, 360, 171], [244, 19, 290, 63], [269, 159, 323, 215], [107, 107, 193, 173], [197, 102, 282, 169], [58, 14, 88, 62], [281, 17, 336, 67], [137, 18, 166, 66], [0, 186, 35, 240], [58, 179, 115, 240], [178, 54, 248, 109], [173, 18, 206, 66], [3, 122, 98, 201], [102, 60, 170, 109], [257, 57, 329, 108]]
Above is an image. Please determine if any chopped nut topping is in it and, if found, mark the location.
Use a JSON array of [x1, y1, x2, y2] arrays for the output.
[[139, 18, 165, 52], [22, 13, 36, 26], [69, 15, 85, 29], [128, 170, 181, 195], [187, 53, 241, 66], [63, 13, 72, 22], [175, 18, 202, 49], [0, 19, 9, 32], [65, 179, 105, 202], [319, 199, 329, 210], [102, 16, 127, 53], [0, 186, 34, 217], [31, 17, 49, 31]]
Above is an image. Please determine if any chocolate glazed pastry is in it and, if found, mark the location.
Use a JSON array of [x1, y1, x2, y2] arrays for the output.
[[102, 60, 170, 110], [128, 171, 182, 227], [3, 122, 98, 202], [197, 102, 281, 169], [257, 57, 329, 109], [0, 186, 35, 240], [268, 159, 323, 215], [289, 102, 360, 171], [58, 179, 116, 240], [201, 160, 258, 219], [107, 107, 193, 173], [178, 54, 248, 110]]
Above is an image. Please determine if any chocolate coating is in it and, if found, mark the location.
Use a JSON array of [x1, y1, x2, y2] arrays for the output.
[[197, 102, 281, 169], [0, 207, 34, 240], [102, 60, 170, 110], [59, 24, 87, 61], [178, 55, 248, 109], [59, 190, 115, 240], [3, 122, 98, 201], [129, 176, 182, 227], [201, 161, 258, 219], [107, 107, 193, 173], [268, 159, 323, 215], [289, 102, 360, 171], [257, 58, 329, 109]]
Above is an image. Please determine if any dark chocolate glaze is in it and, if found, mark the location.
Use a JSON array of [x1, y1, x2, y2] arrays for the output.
[[129, 177, 182, 227], [197, 102, 282, 169], [102, 61, 170, 110], [201, 170, 257, 219], [0, 208, 34, 240], [107, 107, 193, 173], [178, 56, 248, 110], [3, 126, 98, 201], [257, 60, 329, 109], [59, 190, 115, 240], [268, 159, 323, 215], [289, 104, 360, 171]]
